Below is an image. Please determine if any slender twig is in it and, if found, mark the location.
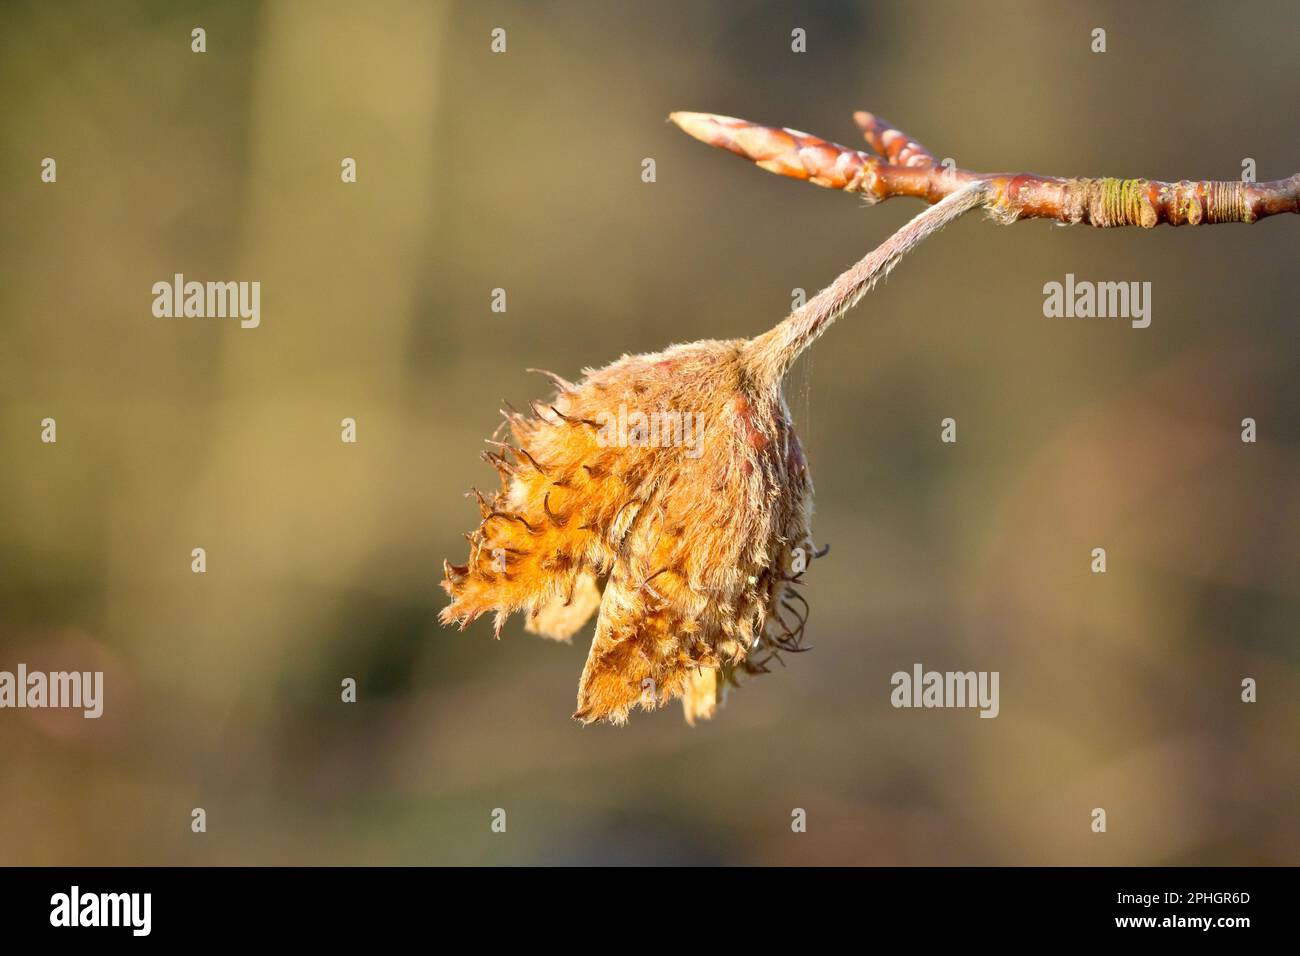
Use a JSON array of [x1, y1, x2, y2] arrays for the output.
[[671, 111, 1300, 227]]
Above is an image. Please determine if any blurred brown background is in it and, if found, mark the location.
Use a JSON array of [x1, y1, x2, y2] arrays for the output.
[[1, 0, 1296, 865]]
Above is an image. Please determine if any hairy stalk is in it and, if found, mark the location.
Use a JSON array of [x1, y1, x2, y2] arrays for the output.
[[746, 180, 990, 388]]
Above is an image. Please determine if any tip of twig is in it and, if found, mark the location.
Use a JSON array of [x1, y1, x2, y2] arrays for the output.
[[672, 109, 876, 191], [669, 111, 745, 152]]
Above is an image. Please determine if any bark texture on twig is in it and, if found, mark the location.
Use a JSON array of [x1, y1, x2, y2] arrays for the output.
[[670, 111, 1300, 227]]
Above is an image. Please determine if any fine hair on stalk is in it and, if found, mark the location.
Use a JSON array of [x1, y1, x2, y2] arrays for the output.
[[744, 180, 991, 388]]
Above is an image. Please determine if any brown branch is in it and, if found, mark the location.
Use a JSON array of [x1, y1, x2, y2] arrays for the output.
[[670, 111, 1300, 228]]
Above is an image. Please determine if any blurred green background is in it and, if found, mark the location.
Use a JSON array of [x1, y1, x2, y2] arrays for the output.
[[1, 0, 1296, 865]]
